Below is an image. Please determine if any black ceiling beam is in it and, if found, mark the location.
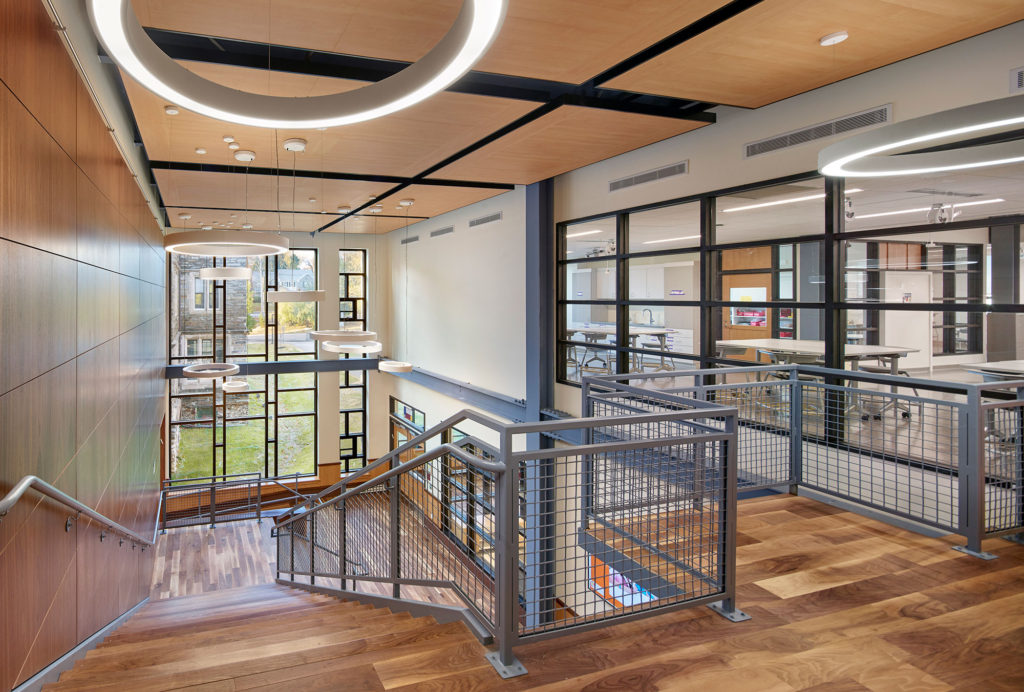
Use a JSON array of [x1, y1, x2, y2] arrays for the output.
[[585, 0, 767, 88], [139, 28, 716, 123], [148, 160, 515, 190]]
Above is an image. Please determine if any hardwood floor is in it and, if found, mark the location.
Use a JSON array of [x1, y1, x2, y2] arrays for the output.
[[129, 494, 1024, 689]]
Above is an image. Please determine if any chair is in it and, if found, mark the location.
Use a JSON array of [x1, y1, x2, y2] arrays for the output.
[[854, 355, 920, 420]]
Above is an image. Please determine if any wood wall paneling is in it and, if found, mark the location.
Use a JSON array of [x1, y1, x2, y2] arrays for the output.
[[0, 0, 78, 154], [0, 84, 77, 260], [721, 246, 773, 272], [0, 0, 164, 686], [0, 240, 78, 396]]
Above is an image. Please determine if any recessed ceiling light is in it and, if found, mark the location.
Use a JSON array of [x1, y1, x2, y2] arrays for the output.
[[222, 135, 235, 143], [337, 205, 352, 214], [819, 31, 849, 47], [854, 198, 1005, 220], [177, 213, 192, 220], [201, 225, 213, 230], [88, 0, 507, 129], [163, 105, 179, 115], [308, 197, 317, 203], [566, 229, 602, 238], [642, 235, 700, 245], [195, 147, 207, 155], [234, 150, 256, 162], [283, 138, 307, 152], [227, 142, 240, 150], [241, 223, 254, 229], [369, 205, 383, 213], [229, 213, 237, 218]]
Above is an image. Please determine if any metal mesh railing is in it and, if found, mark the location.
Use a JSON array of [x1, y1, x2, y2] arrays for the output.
[[982, 401, 1024, 535], [161, 474, 262, 528]]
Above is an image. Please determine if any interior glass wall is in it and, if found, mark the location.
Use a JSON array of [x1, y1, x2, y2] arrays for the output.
[[556, 166, 1024, 386], [339, 249, 368, 472], [168, 249, 319, 480]]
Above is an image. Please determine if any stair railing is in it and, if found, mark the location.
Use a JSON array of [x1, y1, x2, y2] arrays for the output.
[[0, 475, 155, 548]]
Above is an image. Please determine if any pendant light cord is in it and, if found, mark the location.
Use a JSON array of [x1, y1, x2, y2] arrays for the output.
[[404, 206, 410, 361]]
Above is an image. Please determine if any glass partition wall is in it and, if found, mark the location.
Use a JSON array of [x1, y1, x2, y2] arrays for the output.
[[557, 165, 1024, 385]]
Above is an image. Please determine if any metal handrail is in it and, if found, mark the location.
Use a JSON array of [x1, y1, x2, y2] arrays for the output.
[[274, 438, 501, 531], [276, 408, 506, 523], [0, 475, 153, 546]]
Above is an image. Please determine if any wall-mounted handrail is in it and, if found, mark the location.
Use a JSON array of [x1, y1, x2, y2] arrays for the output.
[[0, 475, 153, 546], [276, 408, 507, 523]]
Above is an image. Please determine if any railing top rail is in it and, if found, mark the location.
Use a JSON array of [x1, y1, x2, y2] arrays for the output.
[[276, 408, 509, 523], [1, 475, 153, 546], [508, 407, 735, 436], [275, 439, 500, 530], [162, 472, 263, 487]]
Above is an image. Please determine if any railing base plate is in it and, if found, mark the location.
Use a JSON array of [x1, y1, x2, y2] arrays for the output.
[[1002, 533, 1024, 546], [485, 651, 528, 679], [708, 601, 751, 623], [952, 545, 997, 560]]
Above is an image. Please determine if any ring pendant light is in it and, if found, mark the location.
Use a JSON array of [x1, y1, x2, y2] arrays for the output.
[[183, 363, 240, 379], [322, 341, 383, 355], [199, 266, 252, 281], [311, 330, 378, 343], [164, 230, 290, 256], [88, 0, 507, 129], [819, 94, 1024, 177], [222, 378, 249, 393]]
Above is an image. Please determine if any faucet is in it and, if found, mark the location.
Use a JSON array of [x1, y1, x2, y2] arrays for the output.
[[642, 308, 654, 325]]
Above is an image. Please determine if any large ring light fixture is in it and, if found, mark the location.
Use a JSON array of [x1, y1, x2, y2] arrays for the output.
[[164, 230, 290, 256], [819, 94, 1024, 178], [88, 0, 508, 129]]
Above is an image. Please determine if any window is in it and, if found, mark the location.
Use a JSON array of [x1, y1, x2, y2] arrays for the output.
[[339, 249, 368, 473], [168, 251, 319, 481]]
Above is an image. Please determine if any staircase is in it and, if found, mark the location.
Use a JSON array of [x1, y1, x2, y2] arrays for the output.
[[44, 584, 487, 690]]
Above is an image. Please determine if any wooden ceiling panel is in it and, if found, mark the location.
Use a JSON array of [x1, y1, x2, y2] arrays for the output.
[[373, 186, 508, 219], [130, 0, 730, 84], [604, 0, 1024, 108], [124, 62, 537, 178], [165, 207, 411, 234], [434, 106, 706, 184]]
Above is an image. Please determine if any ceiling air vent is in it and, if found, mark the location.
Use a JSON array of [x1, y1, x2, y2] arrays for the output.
[[906, 188, 983, 198], [745, 105, 892, 158], [399, 235, 419, 245], [469, 211, 502, 228], [1011, 66, 1024, 94], [429, 226, 454, 238], [609, 160, 688, 192]]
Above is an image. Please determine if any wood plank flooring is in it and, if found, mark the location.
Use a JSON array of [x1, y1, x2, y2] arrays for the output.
[[132, 494, 1024, 689]]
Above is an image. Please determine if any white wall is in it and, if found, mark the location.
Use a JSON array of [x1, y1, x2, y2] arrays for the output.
[[554, 22, 1024, 223], [386, 188, 528, 400]]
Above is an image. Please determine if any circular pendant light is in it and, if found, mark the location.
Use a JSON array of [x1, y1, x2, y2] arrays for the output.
[[267, 289, 327, 302], [183, 363, 240, 379], [378, 361, 413, 373], [311, 330, 378, 343], [164, 230, 289, 256], [818, 94, 1024, 178], [321, 341, 383, 355], [88, 0, 507, 129], [222, 378, 249, 393], [199, 266, 252, 281]]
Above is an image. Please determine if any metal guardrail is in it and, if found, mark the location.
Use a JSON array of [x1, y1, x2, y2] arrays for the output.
[[0, 475, 154, 548], [161, 473, 317, 530], [585, 364, 1024, 558], [274, 396, 742, 679]]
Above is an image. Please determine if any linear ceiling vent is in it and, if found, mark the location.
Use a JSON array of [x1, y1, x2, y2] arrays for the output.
[[400, 235, 419, 245], [609, 160, 688, 192], [469, 211, 502, 228], [1012, 66, 1024, 94], [429, 226, 454, 238], [744, 105, 892, 158]]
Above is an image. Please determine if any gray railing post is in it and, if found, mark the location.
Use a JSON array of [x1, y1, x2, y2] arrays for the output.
[[256, 479, 262, 525], [708, 408, 750, 622], [290, 520, 296, 581], [310, 510, 317, 586], [160, 488, 167, 534], [390, 475, 401, 599], [209, 483, 216, 528], [486, 428, 527, 678], [956, 387, 996, 559], [789, 368, 802, 493], [338, 498, 346, 590]]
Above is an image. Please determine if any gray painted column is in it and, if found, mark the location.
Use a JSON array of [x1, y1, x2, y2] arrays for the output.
[[988, 224, 1020, 361]]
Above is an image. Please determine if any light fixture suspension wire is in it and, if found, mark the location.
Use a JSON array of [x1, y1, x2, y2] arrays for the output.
[[404, 206, 410, 362]]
